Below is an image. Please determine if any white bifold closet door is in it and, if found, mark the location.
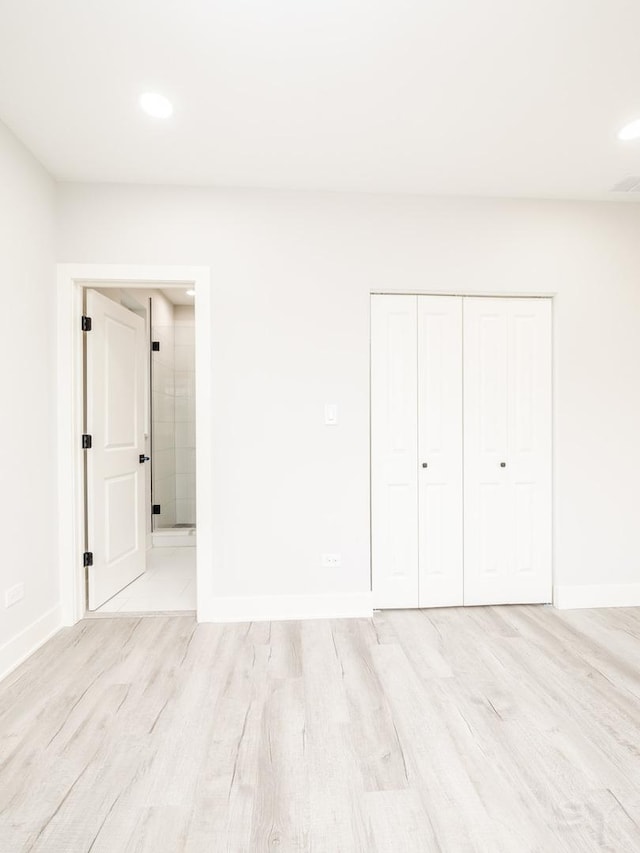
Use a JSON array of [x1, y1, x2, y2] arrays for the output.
[[371, 293, 551, 609], [371, 295, 419, 608], [371, 294, 463, 608], [463, 297, 552, 605], [417, 296, 463, 607]]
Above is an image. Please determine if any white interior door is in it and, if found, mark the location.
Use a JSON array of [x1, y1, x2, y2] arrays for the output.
[[463, 297, 552, 605], [86, 289, 147, 610], [371, 295, 419, 608], [418, 296, 463, 607]]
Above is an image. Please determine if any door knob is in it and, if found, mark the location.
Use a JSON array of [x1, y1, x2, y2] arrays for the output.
[[500, 462, 506, 468], [139, 454, 150, 464], [422, 462, 428, 468]]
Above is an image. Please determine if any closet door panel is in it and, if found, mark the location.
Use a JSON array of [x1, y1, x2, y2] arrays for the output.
[[418, 296, 463, 607], [465, 306, 509, 585], [463, 297, 551, 605], [507, 303, 552, 594], [371, 295, 419, 608]]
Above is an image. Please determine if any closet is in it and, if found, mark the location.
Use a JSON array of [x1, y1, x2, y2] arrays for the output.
[[371, 294, 552, 609]]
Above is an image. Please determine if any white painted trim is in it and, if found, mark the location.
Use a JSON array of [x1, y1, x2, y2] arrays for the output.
[[56, 264, 212, 626], [0, 606, 62, 683], [201, 592, 373, 623], [371, 290, 557, 299], [554, 584, 640, 610]]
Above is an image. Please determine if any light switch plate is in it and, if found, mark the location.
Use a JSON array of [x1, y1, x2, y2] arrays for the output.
[[324, 403, 338, 425]]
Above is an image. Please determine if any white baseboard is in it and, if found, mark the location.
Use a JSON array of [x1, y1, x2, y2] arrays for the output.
[[199, 592, 373, 623], [0, 604, 62, 683], [554, 584, 640, 610]]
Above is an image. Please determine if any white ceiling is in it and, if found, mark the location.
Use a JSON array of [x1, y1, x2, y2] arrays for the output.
[[2, 0, 640, 199], [161, 288, 194, 306]]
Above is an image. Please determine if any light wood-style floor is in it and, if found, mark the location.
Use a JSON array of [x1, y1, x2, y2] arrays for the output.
[[3, 606, 640, 851]]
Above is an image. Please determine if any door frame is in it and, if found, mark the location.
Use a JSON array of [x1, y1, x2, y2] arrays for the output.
[[369, 290, 556, 606], [56, 264, 212, 626]]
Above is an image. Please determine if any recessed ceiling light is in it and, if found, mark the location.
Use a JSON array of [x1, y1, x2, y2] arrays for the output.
[[186, 289, 195, 296], [139, 92, 173, 119], [618, 119, 640, 141]]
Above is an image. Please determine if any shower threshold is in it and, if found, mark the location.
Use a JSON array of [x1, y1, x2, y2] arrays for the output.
[[152, 525, 197, 547]]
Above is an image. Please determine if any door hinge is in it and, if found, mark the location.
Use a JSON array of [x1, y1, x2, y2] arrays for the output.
[[152, 341, 160, 351], [82, 434, 92, 449], [152, 504, 161, 515], [83, 551, 94, 567], [81, 315, 92, 332]]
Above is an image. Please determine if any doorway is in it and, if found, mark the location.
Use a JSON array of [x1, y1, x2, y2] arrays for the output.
[[370, 293, 553, 609], [56, 264, 212, 627], [82, 285, 197, 613]]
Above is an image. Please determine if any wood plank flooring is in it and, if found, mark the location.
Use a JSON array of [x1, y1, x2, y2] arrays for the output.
[[3, 605, 640, 851]]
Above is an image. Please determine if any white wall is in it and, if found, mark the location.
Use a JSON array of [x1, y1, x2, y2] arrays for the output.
[[0, 120, 58, 676], [56, 184, 640, 610]]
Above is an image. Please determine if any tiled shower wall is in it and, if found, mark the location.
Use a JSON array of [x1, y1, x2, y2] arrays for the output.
[[174, 305, 196, 525], [151, 300, 195, 529], [151, 298, 176, 528]]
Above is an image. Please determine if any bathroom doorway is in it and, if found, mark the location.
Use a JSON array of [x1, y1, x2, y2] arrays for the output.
[[83, 284, 197, 614]]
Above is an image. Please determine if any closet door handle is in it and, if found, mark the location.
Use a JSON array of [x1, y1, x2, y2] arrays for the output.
[[500, 462, 506, 468], [421, 462, 428, 468]]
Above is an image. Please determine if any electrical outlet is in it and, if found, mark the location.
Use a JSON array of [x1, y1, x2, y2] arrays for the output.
[[321, 553, 341, 568], [5, 583, 24, 608]]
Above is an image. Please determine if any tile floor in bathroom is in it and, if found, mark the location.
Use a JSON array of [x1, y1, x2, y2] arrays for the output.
[[96, 547, 196, 613]]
